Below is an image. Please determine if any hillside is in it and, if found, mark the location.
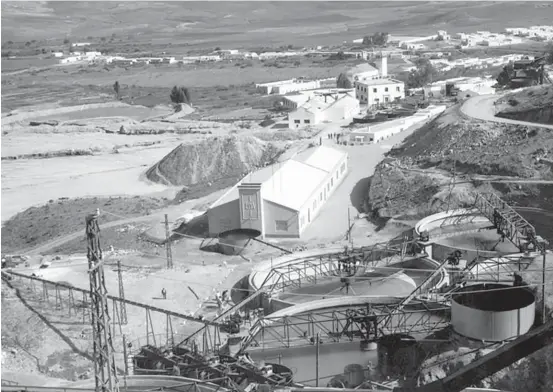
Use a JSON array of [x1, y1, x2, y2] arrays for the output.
[[2, 2, 552, 47], [366, 100, 553, 220], [496, 85, 553, 125], [146, 135, 284, 187]]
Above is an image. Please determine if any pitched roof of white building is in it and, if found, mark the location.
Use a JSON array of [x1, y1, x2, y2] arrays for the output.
[[298, 92, 357, 114], [209, 145, 347, 211]]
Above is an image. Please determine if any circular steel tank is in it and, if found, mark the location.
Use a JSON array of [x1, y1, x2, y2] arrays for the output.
[[451, 283, 535, 342], [218, 228, 261, 255], [344, 363, 365, 387], [377, 334, 418, 379]]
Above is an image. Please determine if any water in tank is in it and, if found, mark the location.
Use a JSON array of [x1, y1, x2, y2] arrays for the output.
[[377, 334, 418, 379], [344, 363, 365, 387]]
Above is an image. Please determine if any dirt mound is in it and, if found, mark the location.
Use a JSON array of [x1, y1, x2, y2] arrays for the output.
[[146, 135, 284, 187], [496, 85, 553, 125], [388, 105, 551, 178]]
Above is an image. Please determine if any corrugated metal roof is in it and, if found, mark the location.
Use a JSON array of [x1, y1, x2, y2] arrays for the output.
[[209, 146, 348, 212]]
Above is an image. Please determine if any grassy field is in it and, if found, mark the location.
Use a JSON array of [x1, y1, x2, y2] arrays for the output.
[[1, 56, 360, 112]]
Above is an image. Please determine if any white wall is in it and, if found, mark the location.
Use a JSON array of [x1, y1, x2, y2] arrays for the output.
[[298, 154, 348, 234], [288, 108, 320, 128]]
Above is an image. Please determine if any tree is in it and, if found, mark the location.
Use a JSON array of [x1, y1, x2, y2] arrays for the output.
[[362, 32, 389, 47], [406, 58, 437, 89], [113, 81, 120, 99], [337, 73, 352, 89], [63, 38, 70, 44], [170, 86, 191, 104]]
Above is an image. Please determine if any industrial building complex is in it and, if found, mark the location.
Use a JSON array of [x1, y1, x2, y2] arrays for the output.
[[2, 6, 553, 392], [207, 146, 348, 238]]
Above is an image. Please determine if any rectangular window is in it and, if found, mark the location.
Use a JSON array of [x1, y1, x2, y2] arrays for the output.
[[294, 120, 300, 124], [385, 97, 389, 102], [396, 86, 400, 92], [275, 220, 289, 231], [331, 178, 334, 187], [341, 162, 346, 173], [373, 88, 377, 93], [305, 119, 310, 124], [385, 87, 389, 92], [320, 192, 323, 201]]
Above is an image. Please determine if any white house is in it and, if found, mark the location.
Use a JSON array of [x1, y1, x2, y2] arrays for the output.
[[52, 52, 64, 58], [207, 145, 349, 238], [288, 92, 359, 129], [354, 78, 405, 107]]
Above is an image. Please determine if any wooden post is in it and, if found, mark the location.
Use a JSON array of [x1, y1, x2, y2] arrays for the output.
[[164, 214, 173, 269]]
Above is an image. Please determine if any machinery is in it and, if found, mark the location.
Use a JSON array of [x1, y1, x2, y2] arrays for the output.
[[496, 55, 551, 89], [445, 83, 460, 97]]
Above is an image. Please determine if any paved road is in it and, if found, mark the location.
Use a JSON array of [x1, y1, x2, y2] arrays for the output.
[[461, 94, 553, 130]]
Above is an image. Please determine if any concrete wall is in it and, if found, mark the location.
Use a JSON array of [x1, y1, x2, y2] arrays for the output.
[[263, 200, 300, 238], [207, 199, 240, 236]]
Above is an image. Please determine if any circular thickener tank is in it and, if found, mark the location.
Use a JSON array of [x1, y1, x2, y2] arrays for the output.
[[218, 228, 261, 255], [344, 364, 365, 387], [451, 283, 535, 342], [377, 334, 418, 379]]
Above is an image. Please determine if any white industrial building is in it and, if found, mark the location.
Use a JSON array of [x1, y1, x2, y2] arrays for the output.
[[256, 78, 336, 95], [207, 145, 349, 238], [354, 77, 405, 107], [288, 91, 359, 128], [348, 105, 446, 144]]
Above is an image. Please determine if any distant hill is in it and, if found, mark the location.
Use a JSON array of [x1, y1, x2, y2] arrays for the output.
[[2, 2, 552, 47]]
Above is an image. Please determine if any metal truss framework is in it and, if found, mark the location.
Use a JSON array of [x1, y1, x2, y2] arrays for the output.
[[474, 192, 542, 252], [86, 213, 119, 392], [241, 301, 451, 351], [259, 236, 419, 297]]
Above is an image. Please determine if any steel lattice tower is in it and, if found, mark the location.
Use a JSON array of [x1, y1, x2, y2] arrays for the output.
[[86, 212, 119, 392]]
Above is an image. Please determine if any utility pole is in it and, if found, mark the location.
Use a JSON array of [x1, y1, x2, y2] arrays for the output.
[[315, 332, 320, 387], [164, 214, 173, 269], [347, 208, 351, 243], [117, 260, 127, 325], [86, 211, 119, 392], [542, 246, 547, 324]]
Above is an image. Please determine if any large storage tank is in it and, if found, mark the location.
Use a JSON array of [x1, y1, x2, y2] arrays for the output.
[[344, 363, 365, 387], [218, 228, 261, 255], [451, 283, 535, 342], [377, 334, 418, 378]]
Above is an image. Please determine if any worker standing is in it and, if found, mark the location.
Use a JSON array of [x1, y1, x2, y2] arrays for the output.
[[161, 288, 167, 300]]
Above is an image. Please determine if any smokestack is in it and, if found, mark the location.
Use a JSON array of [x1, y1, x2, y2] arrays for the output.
[[381, 56, 388, 78]]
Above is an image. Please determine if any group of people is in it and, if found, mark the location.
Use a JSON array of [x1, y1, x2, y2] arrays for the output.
[[326, 132, 343, 142]]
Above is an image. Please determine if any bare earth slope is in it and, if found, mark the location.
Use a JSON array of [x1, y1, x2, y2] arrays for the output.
[[496, 85, 553, 125], [146, 135, 283, 187]]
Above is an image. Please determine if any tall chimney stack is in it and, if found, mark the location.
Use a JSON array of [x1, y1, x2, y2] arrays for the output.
[[380, 56, 388, 78]]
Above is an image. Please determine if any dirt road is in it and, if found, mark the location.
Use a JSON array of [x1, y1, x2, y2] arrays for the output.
[[461, 94, 553, 130]]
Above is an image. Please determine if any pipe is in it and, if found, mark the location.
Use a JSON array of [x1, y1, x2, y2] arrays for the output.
[[253, 238, 292, 254]]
